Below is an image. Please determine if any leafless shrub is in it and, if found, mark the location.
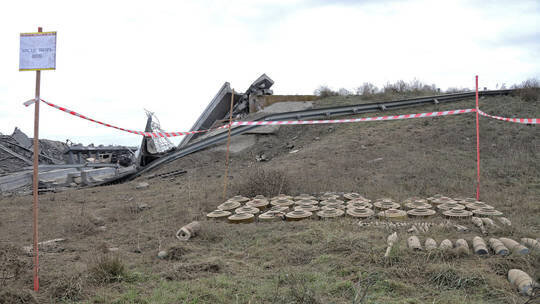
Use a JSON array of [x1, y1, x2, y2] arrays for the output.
[[338, 88, 352, 96], [314, 85, 338, 98], [49, 273, 85, 302], [512, 78, 540, 101], [63, 216, 97, 236], [446, 87, 470, 93], [0, 244, 29, 287], [89, 254, 128, 284], [383, 79, 439, 95], [233, 168, 290, 198], [355, 82, 379, 96]]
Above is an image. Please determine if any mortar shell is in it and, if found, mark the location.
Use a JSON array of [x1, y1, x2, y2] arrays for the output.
[[521, 238, 540, 250], [317, 208, 345, 219], [285, 210, 313, 221], [228, 213, 255, 224], [377, 208, 407, 220], [508, 269, 535, 296], [407, 236, 422, 251], [488, 238, 509, 256], [455, 239, 470, 255], [439, 239, 453, 250], [425, 238, 437, 251], [498, 217, 512, 226], [206, 210, 232, 220], [472, 236, 488, 255], [407, 208, 436, 217], [217, 201, 242, 211], [346, 207, 374, 218], [499, 238, 529, 255], [234, 206, 261, 215], [473, 208, 503, 217], [245, 199, 270, 210]]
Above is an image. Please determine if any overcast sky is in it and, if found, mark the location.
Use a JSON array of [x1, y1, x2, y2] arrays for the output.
[[1, 0, 538, 146]]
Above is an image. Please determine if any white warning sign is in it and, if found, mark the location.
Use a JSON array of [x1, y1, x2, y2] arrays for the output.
[[19, 32, 57, 71]]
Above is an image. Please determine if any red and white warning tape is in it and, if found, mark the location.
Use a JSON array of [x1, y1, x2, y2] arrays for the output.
[[37, 99, 231, 138], [27, 99, 536, 138], [477, 109, 538, 124]]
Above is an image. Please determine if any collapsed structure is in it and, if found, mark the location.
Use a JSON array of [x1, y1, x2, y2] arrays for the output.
[[0, 73, 316, 193]]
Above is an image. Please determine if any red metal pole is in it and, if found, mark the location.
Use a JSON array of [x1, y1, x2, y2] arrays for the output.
[[475, 75, 480, 201], [32, 26, 42, 292]]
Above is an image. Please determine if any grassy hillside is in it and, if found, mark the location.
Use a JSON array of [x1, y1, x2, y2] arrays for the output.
[[0, 94, 538, 303]]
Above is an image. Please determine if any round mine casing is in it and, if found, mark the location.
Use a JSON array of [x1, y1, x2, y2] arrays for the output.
[[294, 204, 320, 212], [320, 198, 345, 206], [270, 198, 295, 208], [294, 194, 316, 201], [228, 213, 255, 224], [343, 193, 364, 200], [295, 199, 319, 206], [437, 202, 465, 211], [217, 201, 242, 211], [234, 206, 260, 215], [378, 208, 407, 220], [258, 211, 285, 222], [317, 208, 345, 219], [228, 195, 250, 203], [407, 208, 436, 218], [346, 207, 374, 218], [473, 208, 503, 217], [285, 210, 313, 221], [442, 208, 472, 219], [206, 210, 232, 220], [347, 201, 373, 209], [465, 202, 494, 210], [246, 199, 269, 210], [373, 200, 400, 210]]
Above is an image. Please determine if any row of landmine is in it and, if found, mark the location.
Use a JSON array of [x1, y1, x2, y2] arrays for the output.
[[206, 193, 507, 223]]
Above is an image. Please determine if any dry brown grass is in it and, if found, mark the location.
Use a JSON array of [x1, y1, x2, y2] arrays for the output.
[[89, 254, 128, 284]]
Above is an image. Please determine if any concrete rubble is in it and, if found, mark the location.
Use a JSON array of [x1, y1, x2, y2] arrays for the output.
[[0, 127, 138, 193]]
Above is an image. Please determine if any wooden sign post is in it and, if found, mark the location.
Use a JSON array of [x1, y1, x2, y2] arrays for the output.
[[19, 26, 57, 292]]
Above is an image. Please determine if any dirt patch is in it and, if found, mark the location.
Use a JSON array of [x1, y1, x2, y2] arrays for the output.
[[166, 245, 191, 261], [164, 260, 222, 280]]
